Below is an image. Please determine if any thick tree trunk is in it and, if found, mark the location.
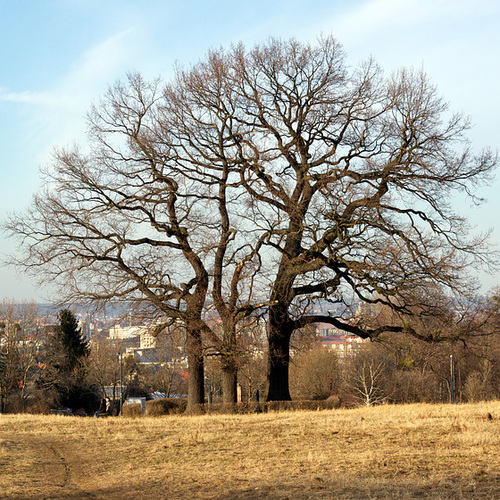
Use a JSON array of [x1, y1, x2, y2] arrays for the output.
[[266, 320, 292, 401], [221, 358, 237, 405], [186, 330, 204, 413]]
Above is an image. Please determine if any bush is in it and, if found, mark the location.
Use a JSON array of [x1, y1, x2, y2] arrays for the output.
[[204, 402, 263, 414], [289, 346, 341, 400], [265, 399, 341, 412], [181, 402, 264, 415], [142, 398, 340, 416], [145, 398, 187, 416], [325, 394, 343, 409], [122, 403, 143, 417], [25, 390, 57, 414]]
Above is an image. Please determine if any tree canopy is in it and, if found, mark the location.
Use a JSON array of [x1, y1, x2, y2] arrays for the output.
[[7, 37, 497, 403]]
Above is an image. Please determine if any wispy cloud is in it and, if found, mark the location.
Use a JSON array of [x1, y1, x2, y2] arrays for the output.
[[59, 28, 137, 105], [320, 0, 499, 50], [0, 89, 52, 104], [1, 29, 136, 113], [323, 0, 436, 49], [10, 29, 139, 159]]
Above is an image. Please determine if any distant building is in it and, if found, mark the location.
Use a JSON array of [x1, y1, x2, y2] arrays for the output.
[[314, 322, 368, 357], [125, 347, 161, 365], [320, 334, 367, 357], [109, 325, 146, 340], [316, 323, 344, 338], [140, 331, 157, 349], [78, 319, 91, 341]]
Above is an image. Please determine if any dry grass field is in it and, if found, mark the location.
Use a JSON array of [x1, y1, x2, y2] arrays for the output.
[[0, 401, 499, 499]]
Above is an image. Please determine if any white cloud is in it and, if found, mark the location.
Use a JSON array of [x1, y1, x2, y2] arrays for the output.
[[60, 28, 137, 103], [0, 89, 53, 105], [1, 29, 135, 108], [320, 0, 499, 52], [323, 0, 426, 47], [35, 28, 137, 129], [19, 29, 140, 162], [0, 27, 143, 220]]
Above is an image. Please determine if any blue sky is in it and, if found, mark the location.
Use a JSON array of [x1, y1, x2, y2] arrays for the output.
[[1, 0, 499, 300]]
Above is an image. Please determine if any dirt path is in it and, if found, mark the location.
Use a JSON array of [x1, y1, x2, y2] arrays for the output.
[[0, 434, 100, 499]]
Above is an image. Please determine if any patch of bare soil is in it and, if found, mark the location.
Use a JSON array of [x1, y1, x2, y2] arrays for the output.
[[0, 434, 101, 499]]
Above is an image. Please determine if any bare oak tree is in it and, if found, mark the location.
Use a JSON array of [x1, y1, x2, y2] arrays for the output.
[[7, 76, 212, 410], [7, 72, 265, 408], [201, 38, 496, 400]]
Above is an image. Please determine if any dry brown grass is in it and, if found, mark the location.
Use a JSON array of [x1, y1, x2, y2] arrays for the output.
[[1, 401, 499, 499]]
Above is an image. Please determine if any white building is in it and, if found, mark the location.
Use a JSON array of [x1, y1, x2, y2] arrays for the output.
[[109, 325, 146, 340], [140, 331, 157, 349]]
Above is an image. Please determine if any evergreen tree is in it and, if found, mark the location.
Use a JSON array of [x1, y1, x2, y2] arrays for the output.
[[40, 309, 96, 411], [56, 309, 89, 370]]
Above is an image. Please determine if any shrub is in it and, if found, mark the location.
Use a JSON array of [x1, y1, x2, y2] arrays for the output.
[[145, 398, 187, 416], [203, 402, 263, 414], [265, 399, 339, 412], [325, 394, 342, 409], [290, 346, 341, 401], [122, 403, 143, 417]]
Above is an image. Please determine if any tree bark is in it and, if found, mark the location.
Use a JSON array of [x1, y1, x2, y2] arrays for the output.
[[221, 357, 237, 405], [266, 318, 293, 401], [186, 330, 204, 413]]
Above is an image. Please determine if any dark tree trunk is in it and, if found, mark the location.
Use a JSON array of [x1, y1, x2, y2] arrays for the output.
[[221, 356, 237, 405], [266, 315, 293, 401], [186, 330, 204, 413]]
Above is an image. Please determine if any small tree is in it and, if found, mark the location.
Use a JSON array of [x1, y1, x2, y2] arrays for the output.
[[143, 326, 187, 398], [290, 345, 341, 400], [41, 309, 96, 411], [57, 309, 89, 370], [0, 300, 42, 412], [347, 346, 389, 406], [87, 338, 123, 401]]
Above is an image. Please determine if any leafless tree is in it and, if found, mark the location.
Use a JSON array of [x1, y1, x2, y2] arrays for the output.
[[142, 325, 187, 398], [6, 71, 265, 407], [87, 338, 123, 401], [6, 75, 211, 409], [290, 345, 341, 400], [200, 37, 496, 400], [352, 291, 500, 403], [158, 64, 273, 402], [347, 351, 388, 406], [0, 300, 42, 412]]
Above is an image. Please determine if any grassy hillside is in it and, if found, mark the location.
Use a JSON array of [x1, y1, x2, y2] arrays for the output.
[[1, 401, 499, 499]]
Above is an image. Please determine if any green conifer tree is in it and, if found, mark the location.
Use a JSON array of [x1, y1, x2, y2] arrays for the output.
[[41, 309, 96, 411], [56, 309, 89, 370]]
